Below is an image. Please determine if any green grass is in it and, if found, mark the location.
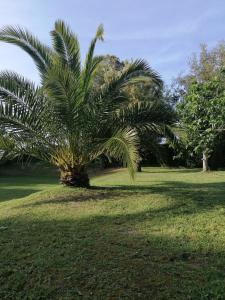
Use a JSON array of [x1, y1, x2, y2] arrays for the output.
[[1, 167, 225, 299]]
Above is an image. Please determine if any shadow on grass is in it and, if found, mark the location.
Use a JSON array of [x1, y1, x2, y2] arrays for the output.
[[140, 168, 201, 174], [0, 210, 225, 299], [0, 175, 57, 202], [0, 176, 57, 186], [0, 188, 41, 202], [17, 187, 133, 207], [16, 180, 225, 218], [107, 180, 225, 215], [147, 180, 225, 213], [2, 172, 225, 298]]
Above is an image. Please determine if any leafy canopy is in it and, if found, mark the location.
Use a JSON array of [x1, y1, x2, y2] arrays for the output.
[[177, 76, 225, 158], [0, 20, 167, 180]]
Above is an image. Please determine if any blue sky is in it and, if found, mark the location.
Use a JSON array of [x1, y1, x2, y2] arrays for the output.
[[0, 0, 225, 85]]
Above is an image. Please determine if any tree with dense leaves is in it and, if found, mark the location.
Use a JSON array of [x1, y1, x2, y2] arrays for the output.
[[96, 56, 176, 171], [0, 20, 172, 187], [169, 42, 225, 169], [177, 77, 225, 171]]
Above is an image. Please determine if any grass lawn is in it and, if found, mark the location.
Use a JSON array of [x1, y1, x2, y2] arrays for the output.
[[1, 167, 225, 299]]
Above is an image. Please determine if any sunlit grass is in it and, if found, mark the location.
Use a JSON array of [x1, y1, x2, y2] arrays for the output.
[[1, 167, 225, 299]]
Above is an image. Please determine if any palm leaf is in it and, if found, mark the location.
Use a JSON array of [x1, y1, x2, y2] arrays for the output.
[[0, 25, 52, 73], [114, 100, 174, 133], [0, 73, 51, 143], [81, 25, 104, 95], [51, 20, 81, 73], [103, 128, 139, 179]]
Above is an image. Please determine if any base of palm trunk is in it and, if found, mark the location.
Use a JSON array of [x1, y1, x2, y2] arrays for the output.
[[60, 170, 90, 187]]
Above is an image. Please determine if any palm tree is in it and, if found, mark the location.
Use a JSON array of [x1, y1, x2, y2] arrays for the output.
[[90, 55, 176, 171], [0, 20, 167, 187]]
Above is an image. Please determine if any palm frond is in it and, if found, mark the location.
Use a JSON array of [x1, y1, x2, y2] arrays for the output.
[[113, 100, 174, 133], [94, 59, 162, 109], [44, 62, 82, 130], [84, 25, 104, 68], [0, 71, 37, 107], [81, 25, 104, 94], [0, 133, 15, 153], [0, 73, 50, 143], [0, 25, 52, 73], [121, 59, 163, 88], [51, 20, 81, 73], [103, 128, 139, 179]]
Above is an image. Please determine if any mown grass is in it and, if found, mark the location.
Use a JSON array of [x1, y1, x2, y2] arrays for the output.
[[1, 167, 225, 299]]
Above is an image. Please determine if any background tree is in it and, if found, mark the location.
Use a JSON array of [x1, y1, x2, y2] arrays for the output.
[[175, 42, 225, 91], [189, 42, 225, 82], [96, 55, 176, 171], [177, 77, 225, 171], [124, 67, 176, 171], [169, 42, 225, 108], [169, 42, 225, 169]]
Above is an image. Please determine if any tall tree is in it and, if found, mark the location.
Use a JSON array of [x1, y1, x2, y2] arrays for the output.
[[0, 20, 168, 187], [171, 42, 225, 169], [189, 43, 225, 82], [177, 77, 225, 171]]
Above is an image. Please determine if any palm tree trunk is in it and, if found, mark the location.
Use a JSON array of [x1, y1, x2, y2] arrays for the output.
[[135, 154, 142, 172], [60, 168, 90, 187], [202, 151, 209, 172]]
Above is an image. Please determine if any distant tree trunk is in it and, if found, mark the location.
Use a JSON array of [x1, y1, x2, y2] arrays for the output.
[[202, 151, 209, 172], [60, 167, 90, 187], [136, 157, 142, 172]]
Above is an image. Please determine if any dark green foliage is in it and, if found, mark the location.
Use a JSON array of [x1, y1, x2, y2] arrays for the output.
[[95, 56, 176, 171], [168, 42, 225, 169], [177, 77, 225, 169]]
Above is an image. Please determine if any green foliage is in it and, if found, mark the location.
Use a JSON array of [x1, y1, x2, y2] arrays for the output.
[[168, 42, 225, 168], [189, 42, 225, 82], [0, 20, 168, 184], [94, 55, 176, 168], [177, 77, 225, 159], [0, 132, 16, 164], [174, 42, 225, 103], [0, 25, 52, 74]]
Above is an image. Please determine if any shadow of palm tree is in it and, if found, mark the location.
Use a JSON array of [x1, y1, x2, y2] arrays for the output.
[[0, 208, 224, 299], [0, 188, 41, 202], [16, 180, 225, 218]]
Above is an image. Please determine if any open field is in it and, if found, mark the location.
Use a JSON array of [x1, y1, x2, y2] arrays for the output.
[[1, 167, 225, 299]]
